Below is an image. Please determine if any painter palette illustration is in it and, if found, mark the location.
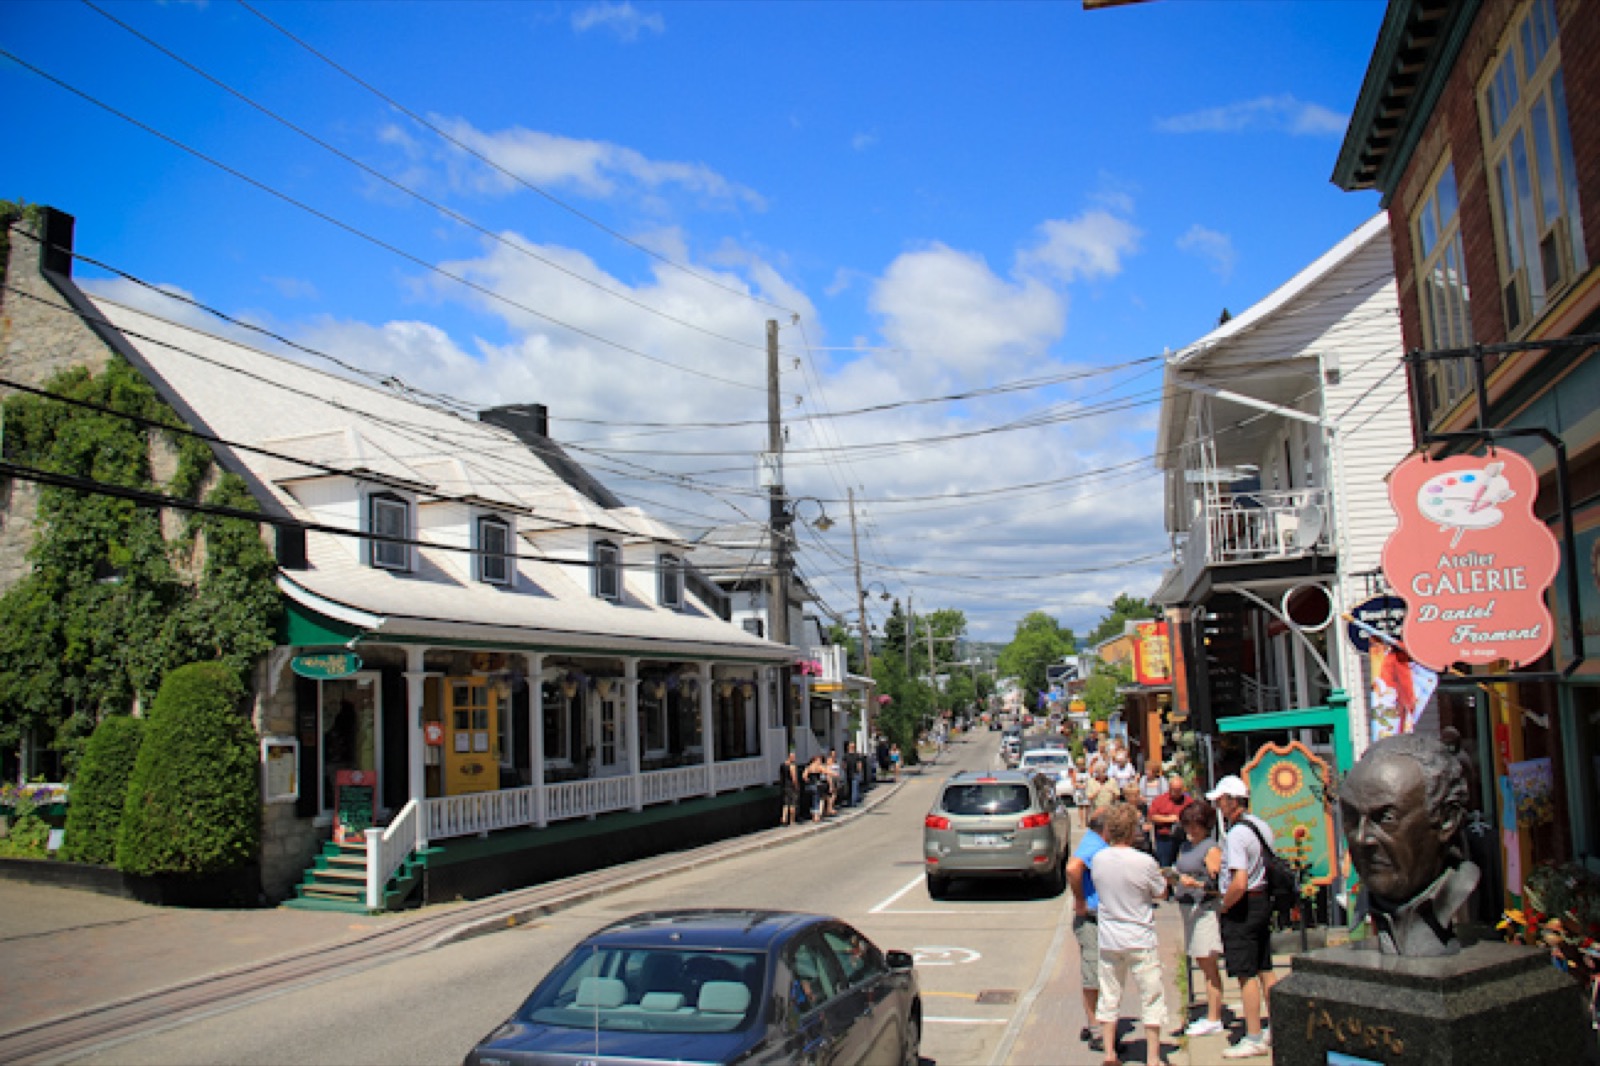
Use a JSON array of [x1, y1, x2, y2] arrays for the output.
[[1416, 461, 1514, 546]]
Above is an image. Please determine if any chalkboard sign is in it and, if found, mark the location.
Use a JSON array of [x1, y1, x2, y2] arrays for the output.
[[334, 769, 376, 844]]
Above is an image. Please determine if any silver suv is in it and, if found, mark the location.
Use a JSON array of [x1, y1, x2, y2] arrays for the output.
[[923, 770, 1069, 899]]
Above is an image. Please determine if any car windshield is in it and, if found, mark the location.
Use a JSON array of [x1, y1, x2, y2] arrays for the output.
[[1022, 754, 1068, 769], [940, 783, 1032, 815], [519, 946, 763, 1034]]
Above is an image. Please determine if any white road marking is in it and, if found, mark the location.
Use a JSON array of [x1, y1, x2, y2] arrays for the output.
[[925, 1017, 1009, 1025], [870, 873, 926, 914], [911, 946, 981, 967]]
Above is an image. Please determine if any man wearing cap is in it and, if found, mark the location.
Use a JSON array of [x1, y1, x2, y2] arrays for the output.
[[1207, 774, 1276, 1059]]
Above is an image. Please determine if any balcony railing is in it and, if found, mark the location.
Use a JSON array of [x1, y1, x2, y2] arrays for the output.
[[1181, 488, 1332, 592]]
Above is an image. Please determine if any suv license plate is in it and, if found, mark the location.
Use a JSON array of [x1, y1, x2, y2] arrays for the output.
[[972, 833, 1005, 847]]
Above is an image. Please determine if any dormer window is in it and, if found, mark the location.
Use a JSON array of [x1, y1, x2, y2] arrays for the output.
[[368, 492, 410, 571], [476, 515, 512, 586], [593, 540, 621, 602], [658, 554, 684, 610]]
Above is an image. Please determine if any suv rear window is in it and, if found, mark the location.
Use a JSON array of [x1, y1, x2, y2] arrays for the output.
[[940, 783, 1032, 816]]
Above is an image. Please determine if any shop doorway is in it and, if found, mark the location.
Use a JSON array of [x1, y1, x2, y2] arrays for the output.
[[445, 677, 499, 795], [320, 673, 381, 815]]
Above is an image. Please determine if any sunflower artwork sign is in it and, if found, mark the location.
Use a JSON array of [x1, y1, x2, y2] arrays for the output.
[[1242, 740, 1336, 885]]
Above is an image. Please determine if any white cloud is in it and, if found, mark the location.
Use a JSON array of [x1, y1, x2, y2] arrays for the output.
[[1177, 224, 1237, 282], [571, 2, 663, 42], [851, 132, 879, 152], [1016, 209, 1141, 285], [1157, 94, 1348, 137], [430, 118, 765, 211]]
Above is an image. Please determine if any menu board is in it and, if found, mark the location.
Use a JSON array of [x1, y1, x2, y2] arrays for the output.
[[263, 738, 299, 804], [334, 769, 376, 844]]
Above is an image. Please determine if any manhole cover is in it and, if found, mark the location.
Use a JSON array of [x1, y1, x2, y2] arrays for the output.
[[975, 989, 1017, 1005]]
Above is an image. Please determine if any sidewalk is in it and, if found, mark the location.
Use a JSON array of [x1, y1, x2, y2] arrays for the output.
[[1005, 894, 1297, 1065], [0, 772, 911, 1041]]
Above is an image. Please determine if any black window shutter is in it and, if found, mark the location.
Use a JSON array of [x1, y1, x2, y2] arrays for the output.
[[294, 674, 320, 819]]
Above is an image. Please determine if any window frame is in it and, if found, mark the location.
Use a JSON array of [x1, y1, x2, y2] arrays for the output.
[[658, 553, 685, 610], [476, 514, 514, 587], [1476, 0, 1587, 337], [1411, 158, 1476, 416], [367, 491, 411, 572], [593, 539, 622, 602]]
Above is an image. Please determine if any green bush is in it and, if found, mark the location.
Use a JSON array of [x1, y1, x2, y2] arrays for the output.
[[117, 663, 260, 877], [60, 715, 144, 865], [0, 797, 53, 859]]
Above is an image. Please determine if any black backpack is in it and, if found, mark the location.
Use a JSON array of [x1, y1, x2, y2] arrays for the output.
[[1241, 817, 1299, 920]]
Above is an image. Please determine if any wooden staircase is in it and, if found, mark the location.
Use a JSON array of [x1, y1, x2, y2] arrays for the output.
[[284, 839, 433, 914]]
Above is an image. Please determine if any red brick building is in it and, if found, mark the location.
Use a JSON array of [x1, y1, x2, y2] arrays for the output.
[[1336, 0, 1600, 906]]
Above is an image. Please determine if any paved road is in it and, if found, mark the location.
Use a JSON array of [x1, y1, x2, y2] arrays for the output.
[[5, 731, 1237, 1065]]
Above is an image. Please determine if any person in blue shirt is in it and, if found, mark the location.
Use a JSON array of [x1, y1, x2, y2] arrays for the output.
[[1067, 811, 1109, 1054]]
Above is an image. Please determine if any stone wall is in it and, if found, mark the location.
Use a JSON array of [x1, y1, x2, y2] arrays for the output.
[[253, 653, 323, 902]]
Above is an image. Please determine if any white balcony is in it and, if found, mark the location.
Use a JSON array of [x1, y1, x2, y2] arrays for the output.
[[1180, 487, 1333, 594]]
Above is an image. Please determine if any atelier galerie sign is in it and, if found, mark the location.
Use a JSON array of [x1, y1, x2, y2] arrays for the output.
[[1382, 451, 1560, 670]]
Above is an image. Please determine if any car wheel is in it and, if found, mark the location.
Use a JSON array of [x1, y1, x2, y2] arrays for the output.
[[926, 872, 949, 900], [1040, 858, 1067, 897], [901, 1008, 922, 1066]]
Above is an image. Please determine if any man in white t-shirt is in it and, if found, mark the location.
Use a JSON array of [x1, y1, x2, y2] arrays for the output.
[[1207, 775, 1277, 1059], [1088, 802, 1170, 1066], [1107, 748, 1137, 789]]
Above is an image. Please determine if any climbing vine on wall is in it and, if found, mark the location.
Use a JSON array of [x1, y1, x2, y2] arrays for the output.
[[0, 357, 281, 772]]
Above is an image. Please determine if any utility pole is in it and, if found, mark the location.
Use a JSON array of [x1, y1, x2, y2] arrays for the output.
[[849, 487, 871, 679], [765, 319, 794, 750], [905, 592, 913, 674]]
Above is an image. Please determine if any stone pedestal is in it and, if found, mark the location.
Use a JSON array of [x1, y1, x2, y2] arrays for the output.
[[1271, 940, 1594, 1066]]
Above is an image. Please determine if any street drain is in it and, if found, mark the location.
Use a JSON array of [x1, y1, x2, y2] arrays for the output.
[[975, 989, 1017, 1005]]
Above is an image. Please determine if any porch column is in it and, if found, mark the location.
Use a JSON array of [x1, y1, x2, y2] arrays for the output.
[[404, 646, 428, 806], [757, 667, 773, 775], [624, 658, 642, 812], [528, 653, 547, 828], [700, 661, 715, 797]]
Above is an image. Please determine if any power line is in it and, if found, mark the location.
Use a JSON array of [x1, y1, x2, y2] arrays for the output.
[[79, 0, 769, 358], [234, 0, 799, 318], [0, 46, 765, 392]]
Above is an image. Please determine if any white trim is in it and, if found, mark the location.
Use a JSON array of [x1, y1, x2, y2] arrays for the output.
[[275, 575, 384, 630]]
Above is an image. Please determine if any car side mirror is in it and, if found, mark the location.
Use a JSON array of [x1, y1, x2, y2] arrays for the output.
[[886, 950, 914, 973]]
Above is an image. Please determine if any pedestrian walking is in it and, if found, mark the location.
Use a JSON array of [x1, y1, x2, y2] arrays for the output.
[[889, 743, 901, 780], [1067, 811, 1109, 1055], [1147, 774, 1195, 868], [1089, 802, 1170, 1066], [875, 735, 891, 776], [1140, 760, 1166, 804], [1085, 763, 1115, 830], [823, 749, 840, 816], [1207, 775, 1277, 1059], [1108, 746, 1137, 789], [778, 751, 802, 826], [1174, 800, 1227, 1037]]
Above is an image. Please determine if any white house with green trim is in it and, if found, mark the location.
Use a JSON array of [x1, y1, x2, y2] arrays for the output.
[[3, 210, 799, 909]]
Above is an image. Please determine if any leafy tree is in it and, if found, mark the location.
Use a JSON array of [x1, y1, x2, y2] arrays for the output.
[[870, 653, 931, 763], [1082, 660, 1134, 723], [881, 600, 909, 662], [1085, 593, 1159, 647], [60, 714, 144, 865], [997, 611, 1076, 708], [117, 663, 260, 877]]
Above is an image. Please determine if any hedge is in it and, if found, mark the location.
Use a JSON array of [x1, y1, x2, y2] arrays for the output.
[[59, 714, 145, 865], [117, 663, 260, 877]]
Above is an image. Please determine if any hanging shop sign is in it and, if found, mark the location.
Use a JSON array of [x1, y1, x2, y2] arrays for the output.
[[1242, 740, 1336, 885], [290, 652, 362, 680], [1381, 451, 1561, 670], [1132, 621, 1171, 686], [1345, 594, 1407, 654]]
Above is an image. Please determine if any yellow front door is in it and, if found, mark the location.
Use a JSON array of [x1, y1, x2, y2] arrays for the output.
[[444, 678, 499, 796]]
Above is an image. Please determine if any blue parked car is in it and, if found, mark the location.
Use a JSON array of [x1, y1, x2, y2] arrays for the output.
[[464, 909, 921, 1066]]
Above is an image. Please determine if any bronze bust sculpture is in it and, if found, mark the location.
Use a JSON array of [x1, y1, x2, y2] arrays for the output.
[[1339, 734, 1480, 956]]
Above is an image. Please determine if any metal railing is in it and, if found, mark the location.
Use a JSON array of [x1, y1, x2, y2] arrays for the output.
[[1181, 488, 1332, 591]]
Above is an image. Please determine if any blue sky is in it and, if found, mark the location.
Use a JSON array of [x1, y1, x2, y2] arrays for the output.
[[3, 0, 1388, 643]]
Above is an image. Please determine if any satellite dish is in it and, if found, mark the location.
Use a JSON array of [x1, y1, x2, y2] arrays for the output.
[[1288, 503, 1326, 552]]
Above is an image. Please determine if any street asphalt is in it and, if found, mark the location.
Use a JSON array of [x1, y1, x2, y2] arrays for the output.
[[0, 740, 1286, 1064]]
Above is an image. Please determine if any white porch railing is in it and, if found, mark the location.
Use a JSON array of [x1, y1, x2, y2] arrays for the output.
[[714, 756, 768, 792], [641, 765, 706, 805], [546, 774, 635, 822], [365, 797, 422, 911], [371, 759, 781, 900]]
